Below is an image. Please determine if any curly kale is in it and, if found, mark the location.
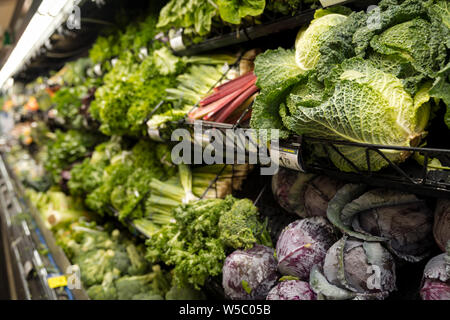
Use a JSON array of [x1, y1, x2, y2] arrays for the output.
[[146, 196, 272, 289], [219, 198, 273, 250], [146, 198, 233, 289]]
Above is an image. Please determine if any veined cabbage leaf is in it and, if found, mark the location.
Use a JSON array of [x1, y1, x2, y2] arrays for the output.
[[250, 48, 305, 139], [430, 63, 450, 129], [250, 11, 347, 138], [295, 13, 347, 71], [282, 58, 431, 172], [370, 18, 446, 79]]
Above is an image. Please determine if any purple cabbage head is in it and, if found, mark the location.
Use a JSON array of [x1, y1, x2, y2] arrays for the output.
[[327, 185, 433, 262], [433, 199, 450, 252], [266, 280, 316, 300], [276, 217, 338, 280], [304, 175, 345, 218], [420, 249, 450, 300], [222, 245, 278, 300], [272, 169, 343, 218], [320, 237, 396, 299]]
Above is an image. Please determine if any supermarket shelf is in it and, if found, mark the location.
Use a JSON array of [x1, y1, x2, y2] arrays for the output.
[[283, 136, 450, 199], [171, 10, 315, 56], [170, 0, 379, 56], [0, 152, 89, 300], [150, 117, 450, 198]]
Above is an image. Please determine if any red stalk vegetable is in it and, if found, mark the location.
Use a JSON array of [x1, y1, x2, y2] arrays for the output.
[[213, 71, 255, 93], [200, 73, 256, 106], [189, 78, 256, 120], [214, 85, 259, 123]]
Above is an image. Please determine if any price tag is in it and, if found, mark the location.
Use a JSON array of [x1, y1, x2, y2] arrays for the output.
[[320, 0, 347, 7], [170, 29, 186, 51], [47, 275, 68, 289], [147, 126, 163, 142], [271, 144, 304, 171]]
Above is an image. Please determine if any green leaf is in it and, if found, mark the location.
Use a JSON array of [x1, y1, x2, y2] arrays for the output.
[[309, 265, 356, 300], [429, 63, 450, 129], [295, 13, 347, 71], [370, 18, 446, 79], [326, 184, 385, 241], [250, 48, 305, 139], [283, 58, 430, 172], [241, 280, 252, 294], [216, 0, 265, 25]]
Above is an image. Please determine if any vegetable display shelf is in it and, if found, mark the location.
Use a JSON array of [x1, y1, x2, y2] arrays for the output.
[[109, 163, 252, 241], [0, 152, 89, 300], [276, 136, 450, 199], [170, 0, 375, 56]]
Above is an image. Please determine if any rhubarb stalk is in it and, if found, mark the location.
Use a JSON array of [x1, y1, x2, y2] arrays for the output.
[[214, 85, 259, 123], [213, 71, 255, 93], [189, 78, 256, 120]]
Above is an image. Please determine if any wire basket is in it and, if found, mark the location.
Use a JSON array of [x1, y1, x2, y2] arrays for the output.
[[296, 136, 450, 198]]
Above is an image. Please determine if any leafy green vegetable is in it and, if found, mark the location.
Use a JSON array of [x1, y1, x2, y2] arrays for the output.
[[68, 138, 123, 196], [250, 48, 305, 139], [26, 189, 89, 230], [266, 0, 321, 15], [89, 3, 165, 65], [55, 221, 169, 300], [165, 285, 206, 300], [282, 58, 431, 171], [146, 198, 230, 289], [44, 130, 104, 183], [430, 63, 450, 128], [295, 12, 347, 71], [216, 0, 266, 25], [157, 0, 216, 37], [219, 198, 272, 249], [146, 195, 271, 289]]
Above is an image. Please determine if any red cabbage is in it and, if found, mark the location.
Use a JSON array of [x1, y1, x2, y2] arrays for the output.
[[420, 252, 450, 300], [276, 217, 338, 280], [266, 280, 316, 300], [433, 199, 450, 252], [222, 245, 278, 300]]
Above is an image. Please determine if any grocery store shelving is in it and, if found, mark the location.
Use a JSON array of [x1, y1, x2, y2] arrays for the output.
[[0, 152, 89, 300], [282, 136, 450, 199], [170, 0, 380, 56]]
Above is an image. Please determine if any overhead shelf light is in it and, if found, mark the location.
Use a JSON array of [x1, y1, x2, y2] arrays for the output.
[[0, 0, 81, 90]]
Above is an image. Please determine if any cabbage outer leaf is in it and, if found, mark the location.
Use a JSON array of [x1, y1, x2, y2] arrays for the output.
[[295, 13, 347, 71], [283, 58, 430, 172], [250, 48, 305, 139]]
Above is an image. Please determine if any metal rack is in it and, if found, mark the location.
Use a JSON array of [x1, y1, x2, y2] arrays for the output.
[[0, 152, 89, 300], [170, 0, 371, 56], [288, 136, 450, 198]]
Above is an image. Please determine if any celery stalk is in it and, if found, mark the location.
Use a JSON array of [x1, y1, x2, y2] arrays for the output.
[[178, 164, 198, 203]]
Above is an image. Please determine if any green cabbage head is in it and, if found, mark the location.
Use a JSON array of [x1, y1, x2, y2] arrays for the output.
[[295, 13, 347, 71], [282, 58, 432, 172]]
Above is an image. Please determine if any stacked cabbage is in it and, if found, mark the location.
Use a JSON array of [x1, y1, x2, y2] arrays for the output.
[[250, 0, 449, 172]]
